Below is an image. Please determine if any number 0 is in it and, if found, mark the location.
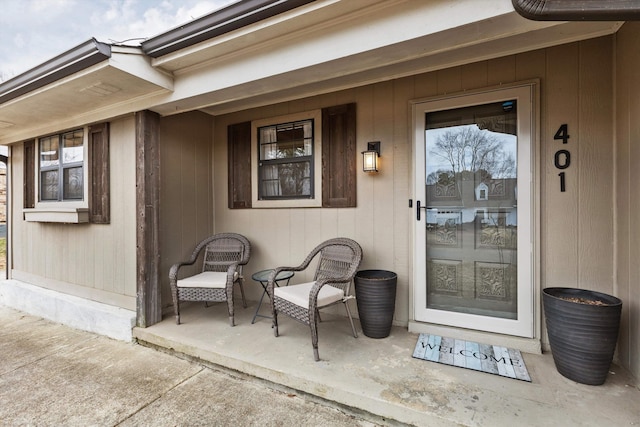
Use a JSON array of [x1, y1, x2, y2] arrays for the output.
[[554, 150, 571, 169]]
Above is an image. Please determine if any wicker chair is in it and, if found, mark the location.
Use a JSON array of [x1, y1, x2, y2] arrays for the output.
[[268, 238, 363, 361], [169, 233, 250, 327]]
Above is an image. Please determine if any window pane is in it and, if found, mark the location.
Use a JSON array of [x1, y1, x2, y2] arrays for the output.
[[259, 120, 313, 161], [63, 130, 84, 164], [41, 170, 59, 200], [63, 166, 83, 200], [40, 136, 59, 167], [260, 161, 311, 198]]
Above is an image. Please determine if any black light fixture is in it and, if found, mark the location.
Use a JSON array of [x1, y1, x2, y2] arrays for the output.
[[362, 141, 380, 172]]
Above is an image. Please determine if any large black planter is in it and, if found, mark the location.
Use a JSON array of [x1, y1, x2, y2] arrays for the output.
[[355, 270, 397, 338], [542, 287, 622, 385]]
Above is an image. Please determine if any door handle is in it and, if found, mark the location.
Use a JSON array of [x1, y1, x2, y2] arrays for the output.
[[416, 200, 428, 221]]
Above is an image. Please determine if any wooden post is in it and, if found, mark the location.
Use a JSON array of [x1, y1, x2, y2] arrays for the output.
[[136, 110, 162, 327]]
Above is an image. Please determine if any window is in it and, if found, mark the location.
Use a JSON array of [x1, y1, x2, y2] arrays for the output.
[[252, 110, 321, 208], [228, 103, 357, 209], [258, 119, 314, 200], [39, 129, 84, 201], [24, 122, 110, 223]]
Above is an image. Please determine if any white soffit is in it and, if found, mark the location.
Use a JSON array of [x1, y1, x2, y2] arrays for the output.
[[0, 49, 173, 144]]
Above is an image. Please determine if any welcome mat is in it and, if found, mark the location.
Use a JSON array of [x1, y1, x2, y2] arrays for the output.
[[412, 334, 531, 382]]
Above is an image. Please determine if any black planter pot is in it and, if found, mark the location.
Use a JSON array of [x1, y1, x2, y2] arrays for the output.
[[355, 270, 397, 338], [542, 287, 622, 385]]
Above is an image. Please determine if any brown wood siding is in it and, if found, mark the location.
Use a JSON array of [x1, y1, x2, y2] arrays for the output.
[[228, 121, 252, 209], [322, 103, 357, 207], [23, 140, 34, 209], [136, 110, 161, 327], [89, 122, 110, 224]]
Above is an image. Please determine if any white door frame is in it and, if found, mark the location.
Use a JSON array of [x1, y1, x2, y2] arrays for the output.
[[410, 82, 540, 343]]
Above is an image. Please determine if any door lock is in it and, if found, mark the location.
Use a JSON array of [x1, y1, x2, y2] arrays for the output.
[[416, 200, 428, 221]]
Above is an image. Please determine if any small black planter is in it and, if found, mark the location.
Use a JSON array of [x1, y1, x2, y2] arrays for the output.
[[542, 287, 622, 385], [355, 270, 397, 338]]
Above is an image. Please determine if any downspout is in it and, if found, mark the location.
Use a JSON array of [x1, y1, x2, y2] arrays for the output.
[[512, 0, 640, 21]]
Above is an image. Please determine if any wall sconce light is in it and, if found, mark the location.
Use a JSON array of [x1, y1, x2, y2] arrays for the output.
[[362, 141, 380, 172]]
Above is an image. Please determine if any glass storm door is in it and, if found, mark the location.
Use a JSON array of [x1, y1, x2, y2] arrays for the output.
[[413, 85, 534, 337]]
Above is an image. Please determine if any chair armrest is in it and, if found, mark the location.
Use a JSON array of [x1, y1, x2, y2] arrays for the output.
[[168, 235, 221, 284], [226, 262, 241, 284], [169, 261, 196, 284], [266, 265, 302, 297]]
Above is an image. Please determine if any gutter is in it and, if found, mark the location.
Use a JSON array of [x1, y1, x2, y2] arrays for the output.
[[0, 39, 111, 105], [512, 0, 640, 21], [141, 0, 315, 58]]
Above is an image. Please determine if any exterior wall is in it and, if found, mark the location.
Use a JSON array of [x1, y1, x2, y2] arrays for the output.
[[212, 37, 616, 348], [158, 111, 214, 307], [615, 21, 640, 381], [10, 115, 138, 310]]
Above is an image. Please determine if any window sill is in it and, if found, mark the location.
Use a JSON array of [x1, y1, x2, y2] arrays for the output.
[[24, 208, 89, 223]]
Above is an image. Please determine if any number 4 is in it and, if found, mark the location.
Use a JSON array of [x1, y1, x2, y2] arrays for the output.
[[554, 124, 570, 144]]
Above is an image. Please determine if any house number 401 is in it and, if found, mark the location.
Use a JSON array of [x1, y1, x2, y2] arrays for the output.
[[553, 124, 571, 192]]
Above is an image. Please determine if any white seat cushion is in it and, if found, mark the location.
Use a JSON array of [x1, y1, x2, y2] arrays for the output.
[[274, 281, 344, 309], [177, 271, 238, 289]]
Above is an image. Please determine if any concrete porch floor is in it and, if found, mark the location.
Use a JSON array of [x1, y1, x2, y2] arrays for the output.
[[133, 301, 640, 427]]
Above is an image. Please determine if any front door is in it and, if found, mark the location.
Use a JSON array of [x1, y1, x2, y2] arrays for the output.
[[413, 84, 535, 337]]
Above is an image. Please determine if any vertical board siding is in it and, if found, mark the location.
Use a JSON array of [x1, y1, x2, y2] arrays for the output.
[[615, 22, 640, 381], [578, 37, 614, 293], [11, 116, 137, 309], [158, 111, 214, 308], [544, 43, 580, 288], [391, 77, 414, 323]]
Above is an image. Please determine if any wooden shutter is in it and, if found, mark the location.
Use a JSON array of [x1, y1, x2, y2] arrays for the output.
[[23, 140, 35, 209], [322, 103, 357, 208], [228, 121, 252, 209], [89, 122, 110, 223]]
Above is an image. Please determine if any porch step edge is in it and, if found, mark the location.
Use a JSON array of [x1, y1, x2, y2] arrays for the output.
[[133, 326, 457, 427]]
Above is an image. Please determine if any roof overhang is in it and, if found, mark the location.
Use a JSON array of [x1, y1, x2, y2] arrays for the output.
[[0, 39, 111, 105], [140, 0, 623, 117], [0, 41, 173, 144]]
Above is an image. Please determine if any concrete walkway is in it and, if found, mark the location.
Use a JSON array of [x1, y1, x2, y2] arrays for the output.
[[0, 305, 381, 426], [134, 301, 640, 427]]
